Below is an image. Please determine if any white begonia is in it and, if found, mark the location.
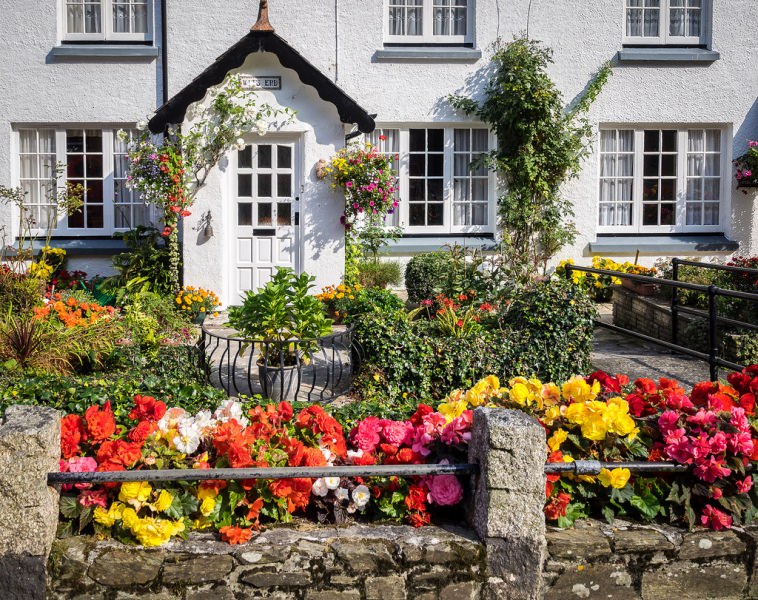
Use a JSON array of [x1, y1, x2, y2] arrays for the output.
[[136, 119, 148, 131], [173, 428, 201, 455], [320, 445, 335, 465], [116, 129, 129, 142], [190, 410, 216, 436], [311, 478, 329, 497], [255, 119, 268, 136], [157, 407, 187, 433], [352, 485, 371, 510], [324, 477, 341, 490], [213, 399, 249, 427], [335, 487, 349, 502], [346, 449, 364, 463]]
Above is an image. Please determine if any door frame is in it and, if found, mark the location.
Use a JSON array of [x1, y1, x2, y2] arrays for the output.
[[225, 132, 304, 305]]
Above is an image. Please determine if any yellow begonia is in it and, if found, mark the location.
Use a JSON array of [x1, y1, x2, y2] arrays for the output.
[[93, 502, 125, 528], [598, 468, 631, 489], [561, 376, 600, 403], [543, 406, 562, 427], [565, 396, 638, 442], [130, 517, 185, 547], [541, 382, 561, 406], [153, 489, 174, 513], [121, 507, 140, 529], [438, 399, 467, 423], [547, 429, 568, 452], [199, 496, 216, 517], [119, 481, 152, 506]]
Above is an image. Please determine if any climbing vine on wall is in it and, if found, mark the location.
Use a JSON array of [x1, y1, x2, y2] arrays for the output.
[[449, 37, 612, 282]]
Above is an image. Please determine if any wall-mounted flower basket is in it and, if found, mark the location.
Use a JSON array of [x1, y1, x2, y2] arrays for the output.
[[734, 141, 758, 189], [622, 279, 657, 296]]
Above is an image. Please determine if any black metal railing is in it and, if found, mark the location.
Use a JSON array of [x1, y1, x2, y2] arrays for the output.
[[198, 325, 359, 402], [48, 459, 727, 486], [565, 263, 758, 381]]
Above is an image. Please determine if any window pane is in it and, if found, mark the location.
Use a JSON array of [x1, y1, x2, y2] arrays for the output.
[[277, 174, 292, 198], [277, 145, 292, 169], [238, 146, 252, 169], [258, 174, 272, 197], [238, 174, 252, 197], [428, 203, 444, 225], [257, 145, 272, 168], [67, 4, 84, 33], [257, 203, 272, 226], [277, 203, 292, 226], [85, 1, 102, 33], [427, 129, 444, 151]]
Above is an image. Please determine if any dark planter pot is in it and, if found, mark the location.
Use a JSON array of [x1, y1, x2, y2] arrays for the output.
[[622, 279, 658, 297], [192, 312, 206, 325], [258, 362, 301, 401]]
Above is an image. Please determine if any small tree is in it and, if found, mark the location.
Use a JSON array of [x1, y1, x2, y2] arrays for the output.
[[449, 37, 611, 281]]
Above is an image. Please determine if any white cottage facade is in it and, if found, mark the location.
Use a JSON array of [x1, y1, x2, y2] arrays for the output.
[[1, 0, 757, 306]]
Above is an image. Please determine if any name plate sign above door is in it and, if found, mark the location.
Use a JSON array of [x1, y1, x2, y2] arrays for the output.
[[240, 75, 282, 90]]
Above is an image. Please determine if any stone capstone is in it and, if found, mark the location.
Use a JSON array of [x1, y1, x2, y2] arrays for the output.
[[161, 552, 234, 584], [547, 527, 612, 561], [613, 528, 674, 554], [87, 549, 163, 586]]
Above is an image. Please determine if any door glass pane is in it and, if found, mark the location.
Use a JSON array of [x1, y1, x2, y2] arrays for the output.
[[277, 145, 292, 169], [238, 203, 252, 226], [257, 203, 272, 226], [277, 203, 291, 226], [257, 145, 272, 168], [277, 174, 292, 198], [258, 174, 272, 197], [238, 175, 252, 197], [238, 146, 252, 168]]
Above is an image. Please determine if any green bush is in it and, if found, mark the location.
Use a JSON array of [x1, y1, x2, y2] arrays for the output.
[[357, 260, 402, 289], [404, 252, 452, 303], [0, 268, 42, 315], [352, 279, 596, 401], [121, 291, 193, 351], [341, 288, 405, 322]]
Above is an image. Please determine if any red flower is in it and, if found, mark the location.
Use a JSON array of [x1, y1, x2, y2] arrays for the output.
[[96, 439, 142, 468], [129, 395, 167, 422], [227, 442, 254, 469], [269, 478, 312, 513], [544, 492, 571, 521], [61, 414, 86, 458], [410, 404, 434, 427], [301, 447, 327, 467], [404, 484, 427, 512], [84, 402, 116, 443], [408, 511, 431, 528], [219, 526, 254, 545], [128, 420, 158, 443]]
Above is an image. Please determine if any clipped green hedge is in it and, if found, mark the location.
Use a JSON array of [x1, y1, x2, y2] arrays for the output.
[[404, 252, 452, 303], [353, 279, 596, 400]]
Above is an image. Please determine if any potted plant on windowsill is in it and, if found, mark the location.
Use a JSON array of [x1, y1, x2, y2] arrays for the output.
[[227, 268, 333, 401]]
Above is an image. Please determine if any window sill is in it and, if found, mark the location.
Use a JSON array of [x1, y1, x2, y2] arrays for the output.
[[6, 238, 130, 257], [50, 44, 159, 60], [382, 235, 496, 255], [617, 47, 719, 63], [374, 47, 482, 63], [589, 234, 738, 254]]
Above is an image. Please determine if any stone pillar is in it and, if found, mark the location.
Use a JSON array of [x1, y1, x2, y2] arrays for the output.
[[468, 408, 546, 600], [0, 405, 61, 600]]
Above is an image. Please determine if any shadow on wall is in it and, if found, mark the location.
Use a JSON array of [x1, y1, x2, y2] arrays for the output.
[[430, 51, 498, 121], [732, 97, 758, 255], [300, 166, 342, 263]]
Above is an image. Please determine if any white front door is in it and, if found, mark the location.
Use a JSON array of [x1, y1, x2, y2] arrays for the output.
[[233, 137, 299, 301]]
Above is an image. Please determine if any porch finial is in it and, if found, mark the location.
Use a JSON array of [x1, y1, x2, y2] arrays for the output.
[[252, 0, 274, 32]]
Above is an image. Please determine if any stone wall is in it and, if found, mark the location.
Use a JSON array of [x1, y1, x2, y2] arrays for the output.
[[47, 525, 485, 600], [543, 519, 757, 600]]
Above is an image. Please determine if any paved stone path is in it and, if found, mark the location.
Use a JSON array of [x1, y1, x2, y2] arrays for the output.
[[590, 304, 712, 387]]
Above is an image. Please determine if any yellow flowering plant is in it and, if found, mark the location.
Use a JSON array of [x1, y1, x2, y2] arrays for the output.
[[556, 257, 657, 302], [175, 285, 220, 319], [316, 282, 362, 322]]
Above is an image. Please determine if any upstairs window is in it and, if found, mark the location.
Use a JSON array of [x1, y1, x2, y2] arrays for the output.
[[624, 0, 708, 46], [386, 0, 473, 44], [63, 0, 151, 42]]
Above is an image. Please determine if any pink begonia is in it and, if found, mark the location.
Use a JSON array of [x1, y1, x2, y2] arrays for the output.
[[657, 411, 680, 436], [77, 488, 109, 508], [350, 417, 382, 453], [665, 393, 694, 412], [745, 170, 753, 178], [686, 409, 717, 429], [693, 456, 731, 483], [379, 420, 413, 446], [441, 414, 473, 446], [701, 504, 732, 530], [59, 456, 98, 491], [727, 430, 754, 455], [426, 474, 464, 506], [736, 476, 754, 495], [749, 140, 758, 147], [708, 431, 727, 455], [730, 407, 749, 431], [422, 412, 448, 436], [411, 428, 435, 457]]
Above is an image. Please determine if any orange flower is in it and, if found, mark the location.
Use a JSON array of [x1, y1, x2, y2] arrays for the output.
[[219, 526, 253, 545], [84, 401, 116, 443]]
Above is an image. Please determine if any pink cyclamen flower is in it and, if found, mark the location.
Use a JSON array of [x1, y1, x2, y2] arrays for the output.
[[701, 504, 732, 530], [426, 474, 464, 506]]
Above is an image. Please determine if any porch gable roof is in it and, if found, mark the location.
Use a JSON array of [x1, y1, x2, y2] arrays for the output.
[[149, 31, 375, 134]]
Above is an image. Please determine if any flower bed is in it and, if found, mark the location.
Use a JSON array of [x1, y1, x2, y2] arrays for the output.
[[58, 396, 470, 546]]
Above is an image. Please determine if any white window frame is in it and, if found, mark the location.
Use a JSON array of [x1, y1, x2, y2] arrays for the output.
[[597, 125, 730, 235], [385, 0, 474, 45], [374, 124, 496, 235], [13, 126, 154, 236], [622, 0, 710, 46], [59, 0, 153, 43]]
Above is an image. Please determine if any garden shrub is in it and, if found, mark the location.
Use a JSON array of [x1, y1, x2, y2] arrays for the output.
[[357, 260, 402, 289], [0, 267, 43, 314], [404, 251, 452, 303], [353, 279, 596, 401], [104, 227, 174, 300]]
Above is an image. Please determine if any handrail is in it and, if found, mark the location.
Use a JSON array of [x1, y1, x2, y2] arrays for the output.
[[672, 257, 758, 276]]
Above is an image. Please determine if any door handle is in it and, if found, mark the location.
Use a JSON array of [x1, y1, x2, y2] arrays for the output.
[[294, 212, 300, 226]]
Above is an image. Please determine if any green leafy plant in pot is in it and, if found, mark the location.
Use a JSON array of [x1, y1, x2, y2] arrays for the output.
[[227, 268, 333, 401]]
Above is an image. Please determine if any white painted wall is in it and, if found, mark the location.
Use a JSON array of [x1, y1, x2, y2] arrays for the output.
[[2, 0, 756, 284]]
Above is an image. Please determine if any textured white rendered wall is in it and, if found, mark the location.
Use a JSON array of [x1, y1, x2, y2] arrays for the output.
[[180, 52, 346, 307], [167, 0, 758, 261], [0, 0, 163, 260]]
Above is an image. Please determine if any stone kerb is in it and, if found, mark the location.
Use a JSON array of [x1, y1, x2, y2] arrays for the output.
[[0, 405, 61, 600], [468, 408, 547, 600]]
